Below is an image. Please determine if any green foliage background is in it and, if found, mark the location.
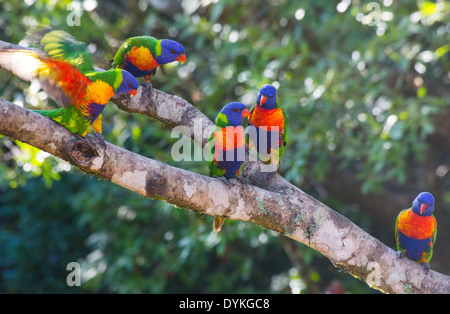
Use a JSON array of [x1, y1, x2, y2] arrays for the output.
[[0, 0, 449, 293]]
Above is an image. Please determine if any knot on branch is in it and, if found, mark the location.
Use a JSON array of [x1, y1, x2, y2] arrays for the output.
[[145, 172, 168, 200], [141, 82, 153, 99], [64, 135, 105, 171]]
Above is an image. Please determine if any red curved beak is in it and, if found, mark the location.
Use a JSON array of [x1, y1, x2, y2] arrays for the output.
[[420, 203, 428, 214], [260, 95, 268, 105], [128, 89, 137, 97], [242, 108, 250, 119], [176, 53, 186, 64]]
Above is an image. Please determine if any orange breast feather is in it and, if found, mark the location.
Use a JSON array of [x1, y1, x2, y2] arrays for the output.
[[214, 127, 246, 151], [397, 209, 437, 239], [85, 80, 115, 105], [127, 46, 159, 71], [250, 106, 285, 131]]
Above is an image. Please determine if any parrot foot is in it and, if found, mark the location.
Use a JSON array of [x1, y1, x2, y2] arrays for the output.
[[232, 175, 249, 184], [422, 263, 430, 274], [141, 82, 152, 98], [73, 134, 96, 153], [214, 176, 232, 186], [91, 132, 107, 150], [66, 134, 101, 167], [265, 170, 278, 180], [396, 251, 404, 259], [144, 68, 156, 83], [259, 163, 278, 175], [270, 162, 280, 172]]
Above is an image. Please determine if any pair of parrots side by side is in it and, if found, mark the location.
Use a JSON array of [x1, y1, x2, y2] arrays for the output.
[[208, 84, 289, 231], [0, 30, 186, 142]]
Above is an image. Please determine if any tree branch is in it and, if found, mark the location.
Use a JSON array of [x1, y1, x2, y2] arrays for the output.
[[0, 40, 449, 294]]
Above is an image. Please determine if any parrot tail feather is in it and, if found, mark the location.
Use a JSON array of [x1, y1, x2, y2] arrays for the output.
[[213, 217, 225, 232], [31, 108, 64, 123]]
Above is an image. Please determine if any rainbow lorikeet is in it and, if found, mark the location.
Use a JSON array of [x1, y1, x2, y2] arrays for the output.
[[0, 30, 139, 143], [395, 192, 437, 273], [112, 36, 186, 82], [248, 84, 288, 172], [208, 102, 250, 232]]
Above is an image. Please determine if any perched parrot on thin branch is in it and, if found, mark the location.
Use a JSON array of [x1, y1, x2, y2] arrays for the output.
[[112, 36, 186, 82], [395, 192, 437, 273], [0, 30, 139, 145], [248, 84, 288, 172], [208, 102, 250, 232]]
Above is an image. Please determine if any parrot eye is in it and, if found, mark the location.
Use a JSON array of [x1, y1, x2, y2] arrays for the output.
[[170, 49, 175, 54], [128, 83, 134, 88], [233, 108, 239, 112]]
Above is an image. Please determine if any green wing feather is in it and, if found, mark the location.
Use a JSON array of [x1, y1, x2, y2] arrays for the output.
[[209, 113, 229, 176], [249, 105, 256, 118], [112, 36, 159, 67], [40, 30, 94, 74], [208, 131, 215, 177], [281, 106, 289, 147], [246, 105, 256, 147], [423, 215, 437, 263], [208, 125, 226, 177], [279, 104, 288, 160], [432, 217, 437, 246], [394, 210, 405, 252]]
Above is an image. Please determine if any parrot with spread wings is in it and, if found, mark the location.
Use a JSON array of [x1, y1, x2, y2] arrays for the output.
[[0, 30, 139, 144]]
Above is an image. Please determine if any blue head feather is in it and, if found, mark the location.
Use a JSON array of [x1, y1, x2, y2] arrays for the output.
[[412, 192, 435, 216], [115, 70, 139, 95], [156, 39, 185, 65], [219, 102, 248, 126], [257, 84, 278, 109]]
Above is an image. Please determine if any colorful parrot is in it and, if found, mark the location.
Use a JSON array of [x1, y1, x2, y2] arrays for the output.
[[248, 84, 288, 172], [208, 102, 250, 232], [112, 36, 186, 82], [395, 192, 437, 273], [0, 30, 139, 144]]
